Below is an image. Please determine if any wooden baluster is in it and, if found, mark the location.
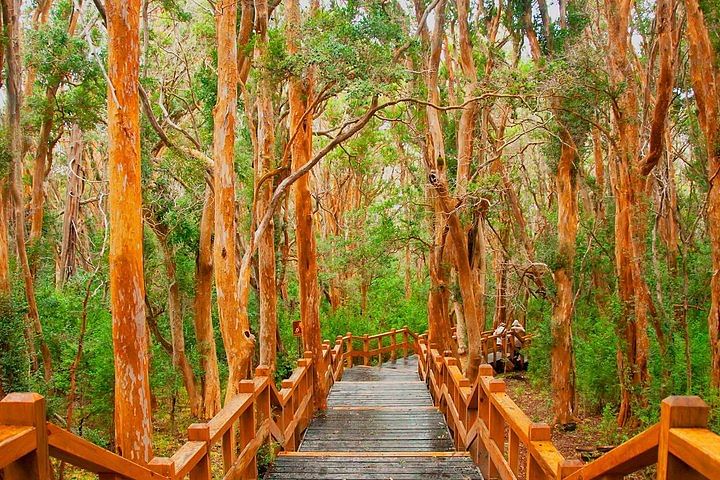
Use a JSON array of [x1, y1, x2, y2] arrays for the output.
[[221, 422, 235, 473], [487, 379, 505, 478], [0, 393, 50, 480], [346, 332, 353, 368], [187, 423, 212, 480], [527, 423, 552, 480], [148, 457, 175, 479], [417, 336, 425, 378], [303, 351, 315, 418], [657, 396, 709, 480], [363, 334, 369, 366], [334, 336, 343, 378], [238, 380, 256, 479], [255, 366, 272, 461], [281, 379, 295, 450], [509, 430, 520, 474], [390, 329, 397, 364], [402, 327, 409, 361]]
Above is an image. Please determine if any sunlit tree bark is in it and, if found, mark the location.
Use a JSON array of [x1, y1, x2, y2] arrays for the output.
[[287, 0, 327, 405], [106, 0, 153, 462], [255, 0, 278, 372], [214, 0, 254, 401], [194, 189, 221, 417]]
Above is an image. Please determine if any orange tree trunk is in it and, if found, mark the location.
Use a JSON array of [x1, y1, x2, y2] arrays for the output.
[[287, 0, 327, 407], [255, 0, 278, 372], [213, 0, 254, 401], [106, 0, 153, 463], [684, 0, 720, 388], [551, 131, 579, 425], [194, 189, 221, 418]]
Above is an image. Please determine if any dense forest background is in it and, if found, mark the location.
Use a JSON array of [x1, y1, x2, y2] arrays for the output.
[[0, 0, 719, 460]]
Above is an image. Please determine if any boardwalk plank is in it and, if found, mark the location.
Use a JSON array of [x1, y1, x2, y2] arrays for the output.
[[265, 356, 483, 480]]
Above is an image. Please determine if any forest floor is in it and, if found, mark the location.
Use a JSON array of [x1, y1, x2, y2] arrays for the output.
[[502, 371, 653, 479]]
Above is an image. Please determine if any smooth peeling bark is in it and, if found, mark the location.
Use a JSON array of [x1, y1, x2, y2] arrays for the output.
[[255, 0, 278, 372], [194, 189, 221, 418], [57, 125, 85, 288], [454, 0, 478, 196], [106, 0, 153, 463], [214, 0, 254, 401], [430, 171, 482, 380], [428, 242, 453, 351], [551, 131, 579, 425], [287, 0, 327, 407], [684, 0, 720, 388]]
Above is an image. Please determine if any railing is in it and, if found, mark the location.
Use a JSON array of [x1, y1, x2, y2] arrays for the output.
[[0, 326, 418, 479], [341, 328, 417, 368], [417, 335, 720, 480]]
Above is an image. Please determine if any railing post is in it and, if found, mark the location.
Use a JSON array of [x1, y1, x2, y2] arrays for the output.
[[0, 393, 50, 480], [487, 380, 505, 478], [363, 334, 369, 366], [657, 396, 709, 480], [334, 336, 344, 379], [402, 326, 409, 361], [148, 457, 175, 479], [527, 423, 552, 480], [345, 332, 353, 368], [187, 423, 212, 480], [390, 329, 397, 364], [557, 459, 583, 479], [239, 379, 257, 479], [255, 366, 271, 452], [281, 378, 296, 450]]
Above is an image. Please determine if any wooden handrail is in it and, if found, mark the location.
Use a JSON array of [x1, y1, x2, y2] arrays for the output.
[[417, 335, 720, 480], [0, 327, 417, 479]]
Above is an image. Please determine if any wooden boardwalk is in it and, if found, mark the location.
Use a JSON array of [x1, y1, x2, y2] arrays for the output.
[[266, 357, 483, 479]]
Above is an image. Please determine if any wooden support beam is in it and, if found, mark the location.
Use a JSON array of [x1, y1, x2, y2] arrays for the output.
[[187, 423, 211, 480]]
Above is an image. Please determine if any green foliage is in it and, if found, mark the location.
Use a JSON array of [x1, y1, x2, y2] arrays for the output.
[[0, 294, 29, 394]]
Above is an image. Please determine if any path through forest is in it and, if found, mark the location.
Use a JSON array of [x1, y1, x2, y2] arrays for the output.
[[266, 357, 484, 479]]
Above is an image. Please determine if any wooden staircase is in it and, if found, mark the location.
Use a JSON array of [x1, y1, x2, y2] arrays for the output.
[[266, 356, 483, 479]]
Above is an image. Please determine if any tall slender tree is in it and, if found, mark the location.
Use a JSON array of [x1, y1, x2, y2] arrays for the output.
[[106, 0, 153, 462]]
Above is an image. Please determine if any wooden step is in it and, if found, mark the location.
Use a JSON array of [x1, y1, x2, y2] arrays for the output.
[[265, 453, 484, 479]]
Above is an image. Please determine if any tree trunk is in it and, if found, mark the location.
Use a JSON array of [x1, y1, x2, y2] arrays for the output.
[[2, 0, 53, 383], [684, 0, 720, 389], [107, 0, 153, 463], [430, 171, 482, 379], [287, 0, 327, 408], [194, 189, 221, 418], [551, 130, 579, 426], [29, 4, 81, 250], [57, 125, 85, 288], [213, 0, 254, 401], [0, 180, 9, 295], [151, 220, 201, 416], [255, 0, 278, 372]]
